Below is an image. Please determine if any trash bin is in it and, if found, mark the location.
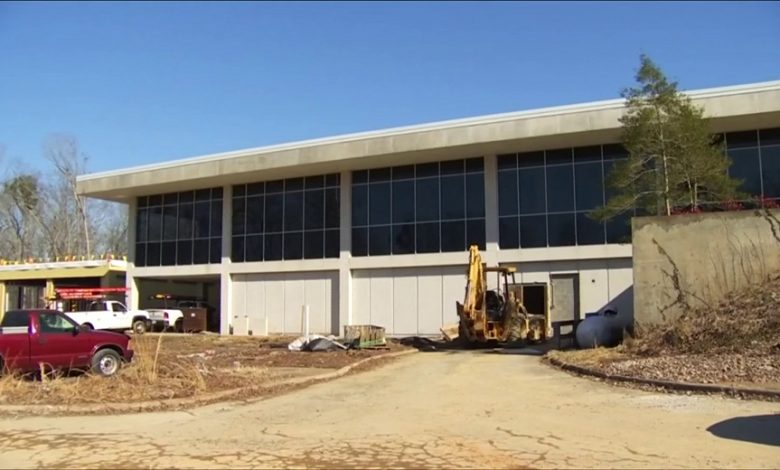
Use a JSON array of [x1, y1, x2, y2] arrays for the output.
[[181, 308, 208, 333]]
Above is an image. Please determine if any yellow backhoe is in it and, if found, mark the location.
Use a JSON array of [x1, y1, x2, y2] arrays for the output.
[[455, 245, 552, 344]]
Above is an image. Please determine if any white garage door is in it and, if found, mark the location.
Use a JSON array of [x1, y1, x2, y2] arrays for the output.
[[351, 266, 466, 336], [232, 271, 338, 335]]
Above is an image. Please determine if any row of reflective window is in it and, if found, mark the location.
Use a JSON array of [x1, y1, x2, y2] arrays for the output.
[[132, 127, 780, 265]]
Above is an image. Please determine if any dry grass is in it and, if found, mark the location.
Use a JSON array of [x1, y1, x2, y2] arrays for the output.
[[546, 347, 627, 367]]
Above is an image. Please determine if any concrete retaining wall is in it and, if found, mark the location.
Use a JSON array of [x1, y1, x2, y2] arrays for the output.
[[632, 209, 780, 325]]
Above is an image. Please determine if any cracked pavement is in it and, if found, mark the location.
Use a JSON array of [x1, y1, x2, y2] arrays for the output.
[[1, 351, 778, 468]]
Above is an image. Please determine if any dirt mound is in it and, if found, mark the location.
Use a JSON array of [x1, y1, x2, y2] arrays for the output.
[[630, 276, 780, 356]]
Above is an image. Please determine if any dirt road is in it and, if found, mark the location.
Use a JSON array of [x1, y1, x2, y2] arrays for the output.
[[1, 350, 778, 469]]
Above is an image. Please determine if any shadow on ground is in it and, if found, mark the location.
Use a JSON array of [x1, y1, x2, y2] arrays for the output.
[[397, 336, 565, 356], [707, 414, 780, 447]]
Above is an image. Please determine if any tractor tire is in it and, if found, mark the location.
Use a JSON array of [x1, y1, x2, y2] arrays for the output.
[[504, 301, 526, 343]]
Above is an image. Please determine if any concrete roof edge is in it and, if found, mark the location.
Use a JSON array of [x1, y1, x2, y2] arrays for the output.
[[76, 79, 780, 183]]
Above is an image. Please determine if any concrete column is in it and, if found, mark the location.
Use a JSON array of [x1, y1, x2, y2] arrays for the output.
[[221, 185, 233, 266], [220, 185, 233, 335], [127, 198, 137, 266], [220, 271, 232, 335], [483, 153, 500, 266], [126, 274, 139, 311], [338, 170, 353, 332]]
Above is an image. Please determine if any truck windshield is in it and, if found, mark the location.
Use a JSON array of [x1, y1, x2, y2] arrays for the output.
[[1, 310, 29, 327]]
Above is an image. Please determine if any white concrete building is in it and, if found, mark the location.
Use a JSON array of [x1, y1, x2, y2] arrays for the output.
[[77, 81, 780, 336]]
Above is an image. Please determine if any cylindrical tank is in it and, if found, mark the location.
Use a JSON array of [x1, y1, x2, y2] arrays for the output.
[[575, 305, 631, 348]]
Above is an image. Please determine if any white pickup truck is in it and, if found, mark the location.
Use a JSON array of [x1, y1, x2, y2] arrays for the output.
[[67, 300, 152, 335], [144, 307, 184, 332]]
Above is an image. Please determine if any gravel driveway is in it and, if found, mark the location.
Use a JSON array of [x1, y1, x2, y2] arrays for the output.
[[0, 350, 777, 468]]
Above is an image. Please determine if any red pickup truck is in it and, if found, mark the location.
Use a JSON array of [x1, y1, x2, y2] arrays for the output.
[[0, 309, 134, 377]]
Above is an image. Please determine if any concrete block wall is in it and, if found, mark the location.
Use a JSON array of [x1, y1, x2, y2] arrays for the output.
[[632, 209, 780, 325]]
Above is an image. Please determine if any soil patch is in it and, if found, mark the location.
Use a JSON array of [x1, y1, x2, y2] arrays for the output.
[[0, 334, 409, 407]]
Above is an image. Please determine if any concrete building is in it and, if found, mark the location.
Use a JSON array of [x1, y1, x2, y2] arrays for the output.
[[76, 81, 780, 336]]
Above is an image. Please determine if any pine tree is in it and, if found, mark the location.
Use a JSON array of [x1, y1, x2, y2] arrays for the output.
[[591, 55, 742, 221]]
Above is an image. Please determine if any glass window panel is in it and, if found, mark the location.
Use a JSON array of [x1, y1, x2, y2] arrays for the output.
[[498, 170, 518, 216], [265, 194, 284, 232], [498, 216, 519, 249], [304, 190, 324, 230], [212, 187, 223, 199], [606, 213, 632, 244], [324, 229, 340, 258], [761, 145, 780, 198], [325, 173, 340, 187], [351, 185, 368, 227], [415, 178, 439, 221], [575, 162, 605, 211], [232, 185, 246, 198], [466, 173, 485, 218], [147, 206, 162, 241], [264, 233, 283, 260], [726, 130, 758, 149], [574, 145, 602, 162], [177, 240, 193, 265], [231, 198, 245, 235], [728, 148, 762, 196], [247, 182, 264, 196], [284, 232, 303, 260], [284, 192, 303, 231], [392, 165, 415, 180], [193, 202, 210, 238], [324, 187, 340, 228], [519, 215, 547, 248], [416, 162, 439, 178], [497, 154, 517, 170], [759, 128, 780, 146], [466, 219, 486, 250], [193, 240, 209, 264], [161, 241, 176, 266], [369, 226, 392, 256], [303, 231, 324, 259], [148, 195, 162, 206], [137, 196, 148, 208], [517, 151, 545, 168], [162, 205, 178, 240], [519, 167, 546, 214], [231, 236, 245, 262], [210, 200, 222, 237], [603, 144, 628, 160], [210, 238, 221, 264], [548, 213, 576, 246], [576, 213, 605, 245], [245, 196, 263, 234], [392, 224, 415, 255], [352, 228, 368, 256], [546, 165, 575, 212], [465, 157, 484, 173], [352, 170, 368, 184], [441, 175, 465, 220], [305, 175, 324, 189], [392, 180, 415, 224], [136, 208, 148, 242], [368, 182, 391, 225], [546, 148, 572, 165], [440, 221, 465, 252], [440, 159, 464, 175], [245, 235, 263, 262], [416, 222, 439, 253], [195, 189, 211, 201], [135, 243, 146, 267], [146, 242, 161, 266], [369, 168, 391, 182], [266, 180, 284, 193], [285, 178, 303, 191], [178, 203, 193, 239]]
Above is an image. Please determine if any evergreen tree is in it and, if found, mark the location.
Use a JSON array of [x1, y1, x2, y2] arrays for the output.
[[591, 55, 742, 221]]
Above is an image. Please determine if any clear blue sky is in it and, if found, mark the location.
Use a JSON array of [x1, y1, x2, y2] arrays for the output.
[[1, 1, 779, 173]]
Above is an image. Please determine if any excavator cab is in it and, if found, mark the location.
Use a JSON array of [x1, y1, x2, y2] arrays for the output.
[[456, 246, 552, 344]]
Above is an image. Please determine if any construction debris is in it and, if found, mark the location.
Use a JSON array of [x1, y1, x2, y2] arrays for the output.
[[288, 334, 347, 352]]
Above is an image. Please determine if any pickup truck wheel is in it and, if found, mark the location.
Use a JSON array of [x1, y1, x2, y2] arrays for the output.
[[132, 320, 147, 335], [82, 323, 94, 330], [91, 349, 122, 377]]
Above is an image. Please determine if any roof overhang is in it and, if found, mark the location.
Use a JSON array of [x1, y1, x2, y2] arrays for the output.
[[77, 80, 780, 203], [0, 260, 127, 282]]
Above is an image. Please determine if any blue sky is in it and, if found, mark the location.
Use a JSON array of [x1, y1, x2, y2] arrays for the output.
[[1, 1, 779, 173]]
